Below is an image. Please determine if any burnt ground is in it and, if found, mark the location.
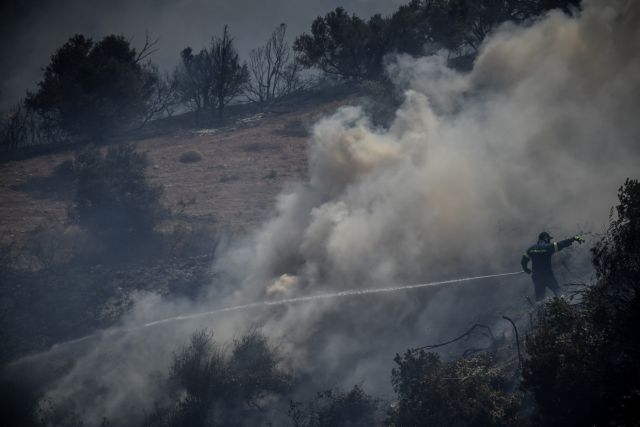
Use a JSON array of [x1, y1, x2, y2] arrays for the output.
[[0, 93, 356, 363]]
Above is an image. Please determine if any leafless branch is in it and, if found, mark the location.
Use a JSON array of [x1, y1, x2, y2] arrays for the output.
[[502, 316, 522, 369], [411, 323, 495, 353], [246, 24, 305, 104], [136, 30, 159, 64]]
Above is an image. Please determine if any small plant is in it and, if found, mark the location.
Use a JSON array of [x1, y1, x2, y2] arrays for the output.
[[179, 149, 203, 163]]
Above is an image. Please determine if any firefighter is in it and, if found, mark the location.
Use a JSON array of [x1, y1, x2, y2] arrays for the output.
[[521, 232, 585, 301]]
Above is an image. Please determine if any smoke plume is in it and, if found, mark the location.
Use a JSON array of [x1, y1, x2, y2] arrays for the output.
[[10, 0, 640, 424]]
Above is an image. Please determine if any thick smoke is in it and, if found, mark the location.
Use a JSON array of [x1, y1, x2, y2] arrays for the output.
[[11, 0, 640, 424]]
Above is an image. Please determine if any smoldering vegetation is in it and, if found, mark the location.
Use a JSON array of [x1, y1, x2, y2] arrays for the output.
[[1, 0, 640, 426]]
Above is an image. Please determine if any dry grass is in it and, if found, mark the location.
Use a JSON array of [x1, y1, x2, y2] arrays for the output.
[[0, 97, 351, 245]]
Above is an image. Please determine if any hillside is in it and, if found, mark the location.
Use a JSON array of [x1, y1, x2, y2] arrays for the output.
[[0, 97, 354, 244], [0, 93, 355, 362]]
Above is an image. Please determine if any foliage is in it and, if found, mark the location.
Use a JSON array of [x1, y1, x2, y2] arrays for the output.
[[147, 329, 290, 427], [389, 350, 522, 426], [25, 34, 158, 141], [386, 0, 464, 54], [288, 386, 380, 427], [71, 143, 164, 248], [523, 179, 640, 426], [294, 1, 583, 81], [294, 8, 390, 81]]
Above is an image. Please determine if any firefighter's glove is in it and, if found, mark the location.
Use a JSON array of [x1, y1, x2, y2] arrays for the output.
[[523, 268, 532, 275], [574, 235, 585, 244]]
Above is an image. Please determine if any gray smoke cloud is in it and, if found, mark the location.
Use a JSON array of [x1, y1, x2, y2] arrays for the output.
[[0, 0, 403, 111], [10, 0, 640, 424]]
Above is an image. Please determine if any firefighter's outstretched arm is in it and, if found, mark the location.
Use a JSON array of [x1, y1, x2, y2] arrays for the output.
[[521, 253, 531, 274], [553, 235, 585, 252]]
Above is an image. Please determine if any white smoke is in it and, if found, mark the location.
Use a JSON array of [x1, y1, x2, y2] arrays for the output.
[[15, 0, 640, 424]]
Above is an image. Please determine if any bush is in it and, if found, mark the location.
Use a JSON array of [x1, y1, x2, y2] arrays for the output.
[[288, 386, 380, 427], [179, 150, 203, 163], [147, 329, 290, 427], [71, 143, 164, 250], [389, 350, 522, 426]]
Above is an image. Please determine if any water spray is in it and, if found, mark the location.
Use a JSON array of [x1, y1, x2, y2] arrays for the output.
[[143, 271, 523, 327], [31, 270, 523, 357]]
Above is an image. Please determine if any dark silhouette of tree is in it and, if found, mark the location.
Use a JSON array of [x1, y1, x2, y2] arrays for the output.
[[209, 26, 249, 121], [25, 34, 157, 141], [293, 8, 390, 81], [386, 0, 472, 55], [174, 47, 214, 112], [246, 24, 304, 104], [175, 27, 248, 120], [295, 1, 584, 81]]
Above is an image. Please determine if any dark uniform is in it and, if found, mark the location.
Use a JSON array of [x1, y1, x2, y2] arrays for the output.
[[521, 232, 582, 301]]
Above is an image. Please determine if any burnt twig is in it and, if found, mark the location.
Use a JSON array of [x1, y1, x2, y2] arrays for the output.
[[502, 316, 522, 369], [411, 323, 495, 353]]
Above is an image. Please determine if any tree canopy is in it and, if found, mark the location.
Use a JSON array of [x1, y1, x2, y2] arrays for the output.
[[25, 34, 157, 141], [294, 0, 583, 80]]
